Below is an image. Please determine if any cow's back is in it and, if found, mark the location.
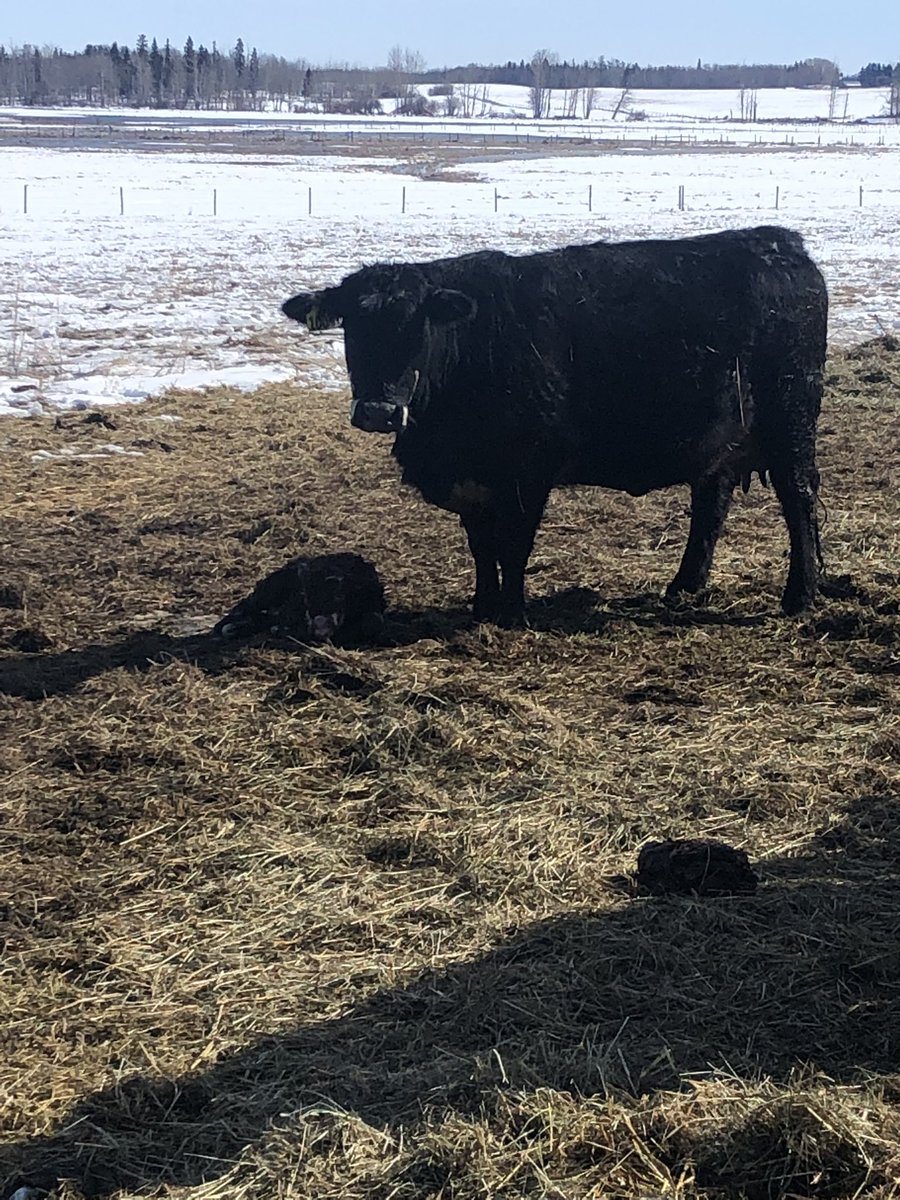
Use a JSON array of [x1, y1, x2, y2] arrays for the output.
[[393, 227, 826, 497]]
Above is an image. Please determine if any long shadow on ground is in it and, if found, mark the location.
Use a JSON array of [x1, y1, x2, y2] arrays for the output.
[[0, 588, 781, 701], [2, 797, 897, 1198], [0, 632, 235, 701]]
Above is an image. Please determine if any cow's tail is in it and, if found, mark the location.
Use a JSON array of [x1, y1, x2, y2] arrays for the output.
[[815, 492, 828, 578]]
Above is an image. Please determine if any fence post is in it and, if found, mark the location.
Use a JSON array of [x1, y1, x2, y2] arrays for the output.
[[775, 185, 780, 210], [213, 188, 217, 216], [588, 183, 592, 212], [494, 187, 498, 213], [23, 184, 28, 214], [402, 186, 406, 214], [859, 185, 863, 206], [119, 186, 124, 216], [308, 186, 313, 215]]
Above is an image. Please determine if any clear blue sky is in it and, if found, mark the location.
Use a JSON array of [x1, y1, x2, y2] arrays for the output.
[[4, 0, 896, 72]]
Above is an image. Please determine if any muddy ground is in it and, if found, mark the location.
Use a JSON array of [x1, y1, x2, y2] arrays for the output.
[[1, 339, 898, 1199]]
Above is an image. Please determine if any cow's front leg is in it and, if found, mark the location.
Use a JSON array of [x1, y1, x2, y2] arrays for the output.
[[667, 471, 735, 599], [461, 512, 501, 621]]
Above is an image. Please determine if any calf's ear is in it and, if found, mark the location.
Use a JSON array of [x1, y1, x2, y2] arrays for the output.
[[422, 288, 477, 327], [281, 288, 343, 330]]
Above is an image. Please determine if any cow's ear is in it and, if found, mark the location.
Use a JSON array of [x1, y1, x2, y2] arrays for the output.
[[422, 288, 477, 327], [281, 289, 343, 330]]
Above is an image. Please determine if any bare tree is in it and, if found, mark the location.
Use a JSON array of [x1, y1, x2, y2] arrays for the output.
[[386, 44, 424, 108], [457, 76, 488, 117], [439, 85, 460, 117], [529, 49, 556, 118], [738, 85, 758, 121], [581, 85, 596, 119], [611, 84, 632, 119], [610, 63, 633, 119], [891, 66, 900, 119]]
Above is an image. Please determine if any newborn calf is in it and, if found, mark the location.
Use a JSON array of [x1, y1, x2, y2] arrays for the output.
[[214, 553, 385, 645]]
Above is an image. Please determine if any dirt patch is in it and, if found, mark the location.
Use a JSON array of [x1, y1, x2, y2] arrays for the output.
[[0, 345, 898, 1198]]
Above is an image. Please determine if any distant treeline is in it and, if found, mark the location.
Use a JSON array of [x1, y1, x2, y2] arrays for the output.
[[0, 39, 898, 112], [427, 57, 848, 91]]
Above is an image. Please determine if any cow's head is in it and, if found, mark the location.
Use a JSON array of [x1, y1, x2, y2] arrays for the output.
[[282, 264, 476, 433]]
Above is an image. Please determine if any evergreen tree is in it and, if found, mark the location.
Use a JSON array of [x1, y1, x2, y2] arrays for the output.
[[135, 33, 150, 104], [29, 46, 44, 103], [248, 46, 259, 100], [233, 38, 245, 78], [118, 45, 134, 101], [149, 37, 162, 105], [183, 36, 196, 105], [211, 42, 224, 108], [197, 43, 210, 107], [859, 61, 894, 86], [162, 38, 174, 104]]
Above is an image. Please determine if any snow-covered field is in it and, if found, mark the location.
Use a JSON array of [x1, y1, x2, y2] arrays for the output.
[[4, 85, 899, 146], [2, 88, 899, 418]]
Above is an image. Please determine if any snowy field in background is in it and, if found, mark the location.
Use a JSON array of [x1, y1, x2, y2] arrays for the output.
[[3, 84, 898, 141], [1, 113, 899, 417]]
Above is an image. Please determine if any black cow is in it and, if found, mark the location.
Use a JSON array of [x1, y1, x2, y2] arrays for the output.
[[283, 226, 827, 623]]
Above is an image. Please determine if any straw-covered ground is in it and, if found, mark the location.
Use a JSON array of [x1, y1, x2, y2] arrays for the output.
[[1, 338, 899, 1200]]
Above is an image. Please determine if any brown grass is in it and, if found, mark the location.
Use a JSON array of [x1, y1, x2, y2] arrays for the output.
[[1, 339, 899, 1200]]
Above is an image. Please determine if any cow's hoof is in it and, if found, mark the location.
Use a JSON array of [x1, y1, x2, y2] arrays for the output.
[[471, 606, 528, 629], [781, 591, 815, 616], [665, 577, 706, 601], [497, 608, 529, 630], [472, 599, 501, 624]]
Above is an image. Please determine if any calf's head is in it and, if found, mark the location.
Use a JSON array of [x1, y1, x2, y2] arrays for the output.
[[282, 264, 476, 433], [214, 561, 344, 643]]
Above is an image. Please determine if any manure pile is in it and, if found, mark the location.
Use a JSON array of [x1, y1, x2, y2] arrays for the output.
[[1, 340, 898, 1199]]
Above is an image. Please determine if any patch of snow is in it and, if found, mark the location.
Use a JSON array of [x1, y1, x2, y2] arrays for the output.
[[1, 122, 898, 420], [1, 365, 297, 418]]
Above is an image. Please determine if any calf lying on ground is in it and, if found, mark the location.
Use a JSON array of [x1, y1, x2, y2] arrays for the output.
[[213, 553, 385, 644], [283, 226, 828, 623]]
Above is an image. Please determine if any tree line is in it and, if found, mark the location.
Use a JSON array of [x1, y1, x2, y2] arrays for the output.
[[0, 38, 897, 113], [424, 56, 848, 91], [0, 39, 302, 109]]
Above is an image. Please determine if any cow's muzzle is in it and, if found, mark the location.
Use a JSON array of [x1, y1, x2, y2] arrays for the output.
[[350, 398, 410, 434]]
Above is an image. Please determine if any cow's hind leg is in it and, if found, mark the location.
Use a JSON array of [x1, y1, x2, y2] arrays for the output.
[[770, 458, 821, 615], [666, 471, 735, 600], [461, 513, 501, 621], [495, 483, 551, 626]]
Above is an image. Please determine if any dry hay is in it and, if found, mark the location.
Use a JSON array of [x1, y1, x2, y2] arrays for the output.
[[1, 338, 898, 1200]]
